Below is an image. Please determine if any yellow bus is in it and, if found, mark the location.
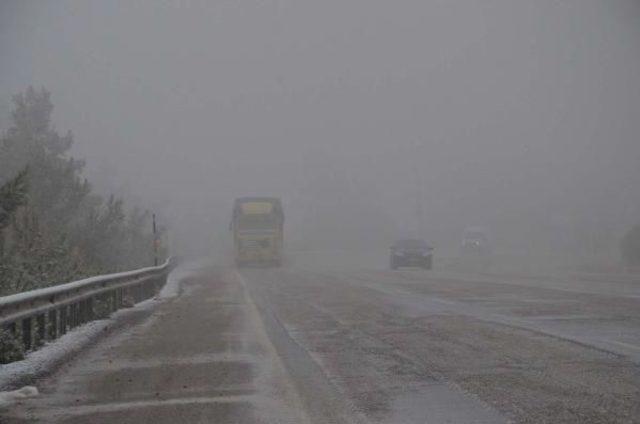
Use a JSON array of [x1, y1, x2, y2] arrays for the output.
[[231, 197, 284, 267]]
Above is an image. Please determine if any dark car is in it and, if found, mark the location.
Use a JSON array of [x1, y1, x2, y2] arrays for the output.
[[390, 239, 433, 270]]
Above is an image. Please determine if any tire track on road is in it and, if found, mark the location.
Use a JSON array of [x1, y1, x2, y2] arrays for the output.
[[326, 269, 640, 362], [239, 268, 508, 424], [236, 269, 371, 424]]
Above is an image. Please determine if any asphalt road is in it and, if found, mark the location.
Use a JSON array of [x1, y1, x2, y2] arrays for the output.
[[4, 257, 640, 423]]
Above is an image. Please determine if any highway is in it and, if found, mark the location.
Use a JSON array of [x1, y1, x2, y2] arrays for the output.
[[4, 255, 639, 423]]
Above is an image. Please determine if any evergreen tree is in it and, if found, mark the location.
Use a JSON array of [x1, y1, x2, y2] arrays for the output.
[[0, 87, 162, 296], [0, 167, 28, 232]]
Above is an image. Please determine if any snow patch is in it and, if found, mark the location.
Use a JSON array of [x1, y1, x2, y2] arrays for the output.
[[0, 320, 111, 390], [158, 258, 209, 299], [0, 386, 39, 407]]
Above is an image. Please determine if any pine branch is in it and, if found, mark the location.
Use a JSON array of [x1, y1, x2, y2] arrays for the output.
[[0, 167, 29, 230]]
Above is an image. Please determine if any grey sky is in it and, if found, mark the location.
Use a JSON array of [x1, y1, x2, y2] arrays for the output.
[[1, 0, 639, 256]]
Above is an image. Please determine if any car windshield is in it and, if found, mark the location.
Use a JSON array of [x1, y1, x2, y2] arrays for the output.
[[237, 214, 279, 230], [395, 239, 428, 249]]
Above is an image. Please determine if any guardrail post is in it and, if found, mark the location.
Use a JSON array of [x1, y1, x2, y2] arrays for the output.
[[87, 298, 94, 321], [71, 303, 78, 328], [48, 309, 57, 340], [130, 286, 135, 304], [98, 293, 109, 318], [36, 314, 46, 347], [60, 306, 68, 335], [22, 317, 32, 351], [79, 300, 85, 324], [7, 321, 17, 337], [68, 304, 74, 329]]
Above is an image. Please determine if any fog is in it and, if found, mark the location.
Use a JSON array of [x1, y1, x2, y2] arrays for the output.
[[1, 0, 639, 266]]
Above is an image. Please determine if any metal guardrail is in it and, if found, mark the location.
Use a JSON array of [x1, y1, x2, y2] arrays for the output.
[[0, 258, 174, 359]]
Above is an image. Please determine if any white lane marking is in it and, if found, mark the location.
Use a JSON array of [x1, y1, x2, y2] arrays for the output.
[[75, 353, 258, 373], [234, 270, 313, 424], [608, 340, 640, 352], [34, 395, 254, 417]]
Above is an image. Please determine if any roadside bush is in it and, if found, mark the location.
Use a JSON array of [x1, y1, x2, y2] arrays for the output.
[[620, 225, 640, 267], [0, 329, 24, 364]]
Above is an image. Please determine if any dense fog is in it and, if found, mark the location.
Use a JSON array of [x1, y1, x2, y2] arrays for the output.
[[1, 0, 639, 266]]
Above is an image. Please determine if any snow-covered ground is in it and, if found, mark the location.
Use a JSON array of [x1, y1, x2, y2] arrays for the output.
[[0, 386, 39, 408], [158, 258, 209, 299]]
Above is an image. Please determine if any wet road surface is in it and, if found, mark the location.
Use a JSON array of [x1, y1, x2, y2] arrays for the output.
[[4, 260, 639, 423]]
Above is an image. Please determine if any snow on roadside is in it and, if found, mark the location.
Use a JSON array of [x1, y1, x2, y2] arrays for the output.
[[0, 386, 39, 408], [0, 259, 208, 391], [0, 319, 111, 391], [0, 295, 167, 390], [158, 258, 210, 299]]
